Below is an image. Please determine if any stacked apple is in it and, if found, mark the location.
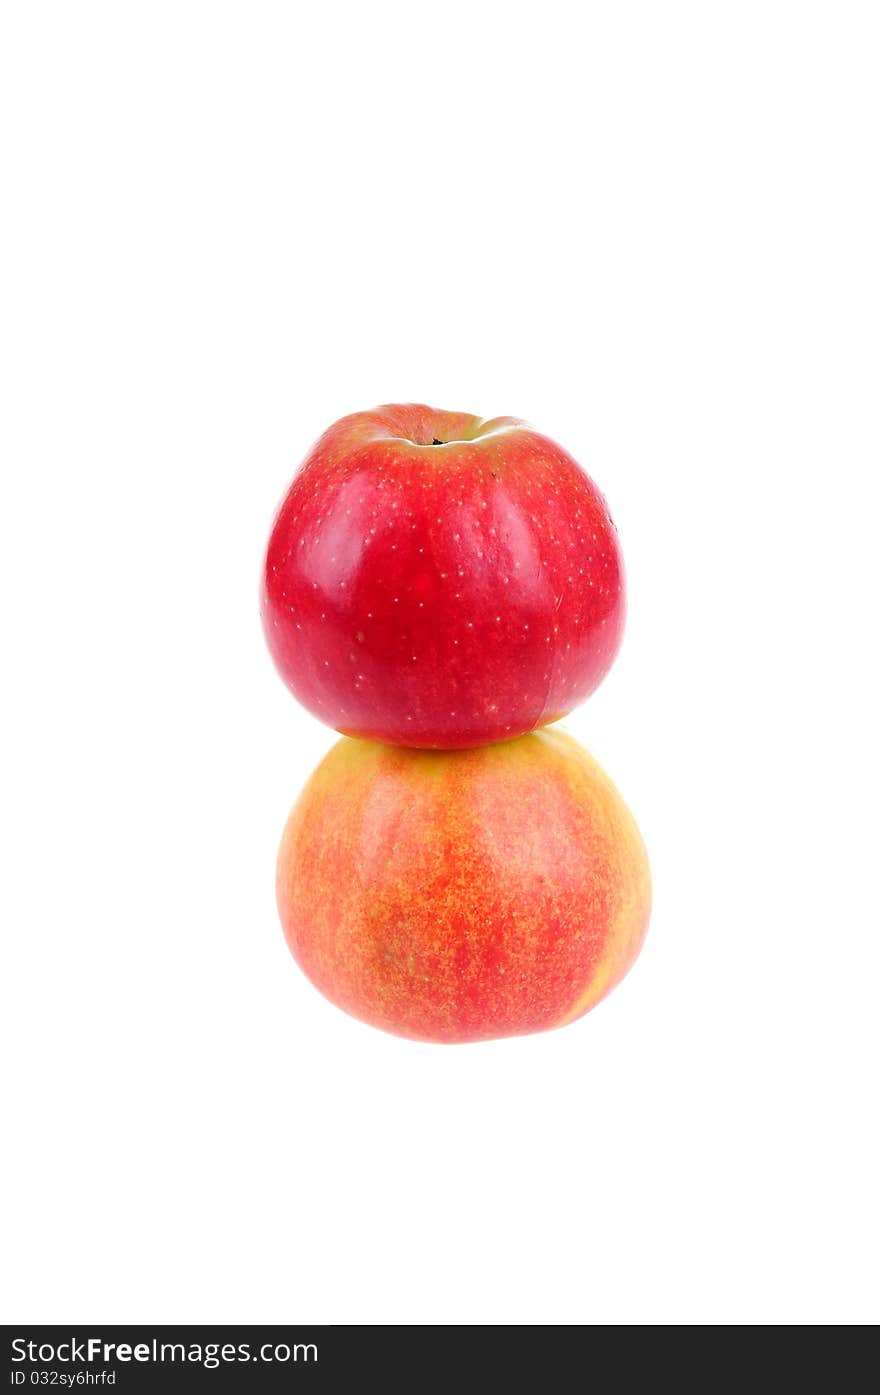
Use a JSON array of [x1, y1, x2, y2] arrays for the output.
[[261, 404, 650, 1043]]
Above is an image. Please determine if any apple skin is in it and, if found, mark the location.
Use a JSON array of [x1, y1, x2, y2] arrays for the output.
[[261, 404, 624, 749], [276, 727, 650, 1044]]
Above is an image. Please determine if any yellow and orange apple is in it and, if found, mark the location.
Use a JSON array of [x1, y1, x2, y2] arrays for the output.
[[276, 728, 650, 1043]]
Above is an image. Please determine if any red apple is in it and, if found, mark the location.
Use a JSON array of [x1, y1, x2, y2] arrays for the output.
[[261, 404, 624, 748], [276, 728, 651, 1043]]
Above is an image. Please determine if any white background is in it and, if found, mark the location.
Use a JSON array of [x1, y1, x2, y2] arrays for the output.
[[2, 2, 878, 1326]]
